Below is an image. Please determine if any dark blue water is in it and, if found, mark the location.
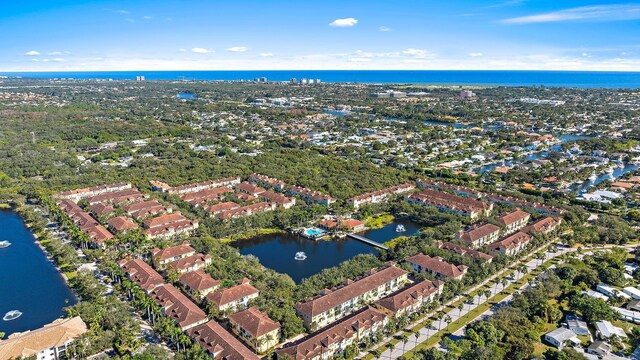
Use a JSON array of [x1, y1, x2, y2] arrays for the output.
[[2, 71, 639, 88], [233, 219, 419, 283], [0, 210, 76, 337]]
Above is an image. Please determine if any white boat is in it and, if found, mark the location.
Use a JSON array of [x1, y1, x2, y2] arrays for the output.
[[396, 224, 406, 232], [0, 240, 10, 248], [3, 310, 22, 321], [294, 252, 307, 261]]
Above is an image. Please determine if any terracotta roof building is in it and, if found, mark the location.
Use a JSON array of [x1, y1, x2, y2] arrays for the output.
[[54, 182, 132, 202], [347, 183, 415, 209], [261, 190, 296, 209], [179, 270, 220, 301], [0, 316, 88, 360], [456, 223, 500, 248], [405, 253, 469, 280], [148, 284, 209, 331], [215, 202, 276, 220], [107, 216, 138, 233], [87, 188, 146, 205], [205, 202, 240, 215], [375, 280, 444, 317], [143, 212, 187, 229], [434, 241, 493, 263], [407, 189, 493, 219], [235, 181, 266, 196], [488, 231, 532, 256], [118, 259, 165, 292], [522, 216, 562, 235], [277, 307, 388, 360], [166, 253, 212, 274], [89, 202, 115, 217], [295, 265, 408, 330], [288, 185, 336, 206], [165, 177, 241, 195], [228, 307, 281, 354], [207, 278, 260, 314], [188, 320, 259, 360], [249, 173, 287, 191], [497, 209, 531, 235], [152, 241, 196, 267]]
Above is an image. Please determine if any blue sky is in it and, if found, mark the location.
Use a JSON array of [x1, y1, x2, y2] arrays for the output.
[[2, 0, 640, 71]]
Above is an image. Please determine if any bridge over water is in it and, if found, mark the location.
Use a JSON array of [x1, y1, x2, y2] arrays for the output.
[[346, 233, 389, 250]]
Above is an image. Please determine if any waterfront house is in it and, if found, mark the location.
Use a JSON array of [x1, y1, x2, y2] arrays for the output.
[[405, 253, 468, 280], [261, 190, 296, 209], [294, 264, 408, 330], [179, 270, 220, 301], [487, 232, 532, 256], [148, 284, 209, 331], [277, 306, 388, 360], [456, 223, 501, 248], [228, 306, 281, 354], [207, 278, 260, 314], [497, 209, 530, 235], [375, 279, 444, 318], [0, 316, 88, 360], [188, 320, 259, 360]]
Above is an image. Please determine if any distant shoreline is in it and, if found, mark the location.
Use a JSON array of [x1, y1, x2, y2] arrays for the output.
[[1, 70, 639, 88]]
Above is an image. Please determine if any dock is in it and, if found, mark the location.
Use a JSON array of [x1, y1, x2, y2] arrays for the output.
[[346, 233, 389, 250]]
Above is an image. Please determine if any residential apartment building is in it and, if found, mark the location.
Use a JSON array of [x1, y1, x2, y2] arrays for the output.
[[54, 182, 132, 202], [375, 279, 444, 318], [152, 242, 196, 268], [179, 270, 220, 301], [249, 173, 287, 191], [0, 317, 88, 360], [407, 189, 493, 219], [347, 183, 415, 209], [188, 320, 259, 360], [294, 264, 408, 330], [277, 307, 388, 360], [456, 223, 501, 248], [488, 231, 532, 256], [405, 253, 469, 280], [118, 259, 165, 292], [166, 253, 212, 274], [148, 284, 209, 331], [497, 209, 531, 235], [214, 202, 276, 220], [228, 307, 281, 354], [288, 185, 336, 206], [434, 241, 493, 263], [522, 216, 562, 235], [162, 177, 241, 195], [206, 278, 260, 314]]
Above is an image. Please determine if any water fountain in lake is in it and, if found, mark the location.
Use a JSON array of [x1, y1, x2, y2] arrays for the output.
[[3, 310, 22, 321], [294, 252, 307, 261], [0, 240, 11, 248]]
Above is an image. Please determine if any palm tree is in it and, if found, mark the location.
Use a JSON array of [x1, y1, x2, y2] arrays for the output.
[[372, 348, 382, 360], [413, 330, 420, 347], [457, 302, 464, 318], [400, 333, 409, 355]]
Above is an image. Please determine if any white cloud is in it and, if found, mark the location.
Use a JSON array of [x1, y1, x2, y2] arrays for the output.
[[191, 47, 212, 54], [378, 26, 392, 32], [329, 18, 358, 27], [260, 53, 274, 57], [24, 50, 40, 56], [115, 9, 129, 14], [124, 18, 135, 23], [502, 4, 640, 24], [226, 46, 248, 52], [50, 58, 65, 62], [349, 58, 372, 62], [402, 48, 432, 58], [31, 58, 39, 62], [143, 16, 153, 20], [469, 52, 483, 57]]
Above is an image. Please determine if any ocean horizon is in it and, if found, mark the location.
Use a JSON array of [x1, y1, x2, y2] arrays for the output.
[[1, 70, 639, 88]]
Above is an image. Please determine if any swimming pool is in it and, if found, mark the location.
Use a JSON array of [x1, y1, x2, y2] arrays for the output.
[[304, 228, 326, 237]]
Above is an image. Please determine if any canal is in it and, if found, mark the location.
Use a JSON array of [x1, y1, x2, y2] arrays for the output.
[[232, 219, 420, 283], [0, 209, 76, 337]]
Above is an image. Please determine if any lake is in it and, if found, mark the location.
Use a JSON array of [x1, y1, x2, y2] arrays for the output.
[[0, 210, 76, 337], [232, 219, 420, 283]]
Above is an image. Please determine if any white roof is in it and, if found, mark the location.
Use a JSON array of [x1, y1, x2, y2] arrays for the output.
[[624, 287, 640, 297], [595, 320, 627, 339], [546, 327, 580, 342], [583, 290, 609, 301]]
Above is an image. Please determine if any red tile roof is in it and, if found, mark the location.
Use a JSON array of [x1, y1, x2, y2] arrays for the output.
[[434, 241, 493, 261], [148, 284, 208, 330], [107, 216, 138, 232], [497, 209, 530, 227], [228, 306, 281, 338], [188, 320, 259, 360], [166, 253, 212, 272], [207, 282, 259, 309], [179, 270, 220, 292], [152, 242, 196, 262], [277, 307, 387, 360], [488, 231, 532, 251], [118, 259, 164, 292], [459, 223, 500, 244], [295, 265, 408, 318], [143, 212, 186, 228], [375, 279, 444, 313], [406, 253, 468, 279]]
